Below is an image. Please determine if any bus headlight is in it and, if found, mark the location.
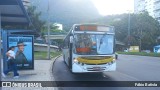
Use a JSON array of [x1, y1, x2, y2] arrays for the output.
[[73, 59, 78, 63]]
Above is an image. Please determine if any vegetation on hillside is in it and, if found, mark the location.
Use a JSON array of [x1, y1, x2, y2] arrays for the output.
[[27, 6, 45, 35], [30, 0, 101, 31], [27, 3, 160, 51], [92, 12, 160, 50]]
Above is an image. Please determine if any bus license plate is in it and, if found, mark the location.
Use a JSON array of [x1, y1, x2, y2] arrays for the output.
[[93, 67, 101, 71]]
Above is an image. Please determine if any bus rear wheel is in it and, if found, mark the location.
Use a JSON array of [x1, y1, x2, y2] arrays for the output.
[[68, 57, 72, 70]]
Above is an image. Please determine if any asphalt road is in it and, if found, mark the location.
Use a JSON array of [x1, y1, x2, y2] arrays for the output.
[[52, 54, 160, 90]]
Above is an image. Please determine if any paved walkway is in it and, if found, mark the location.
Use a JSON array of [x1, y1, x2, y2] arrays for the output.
[[1, 59, 58, 90]]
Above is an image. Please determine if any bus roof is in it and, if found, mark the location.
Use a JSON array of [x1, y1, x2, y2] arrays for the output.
[[72, 24, 114, 32], [63, 24, 115, 40]]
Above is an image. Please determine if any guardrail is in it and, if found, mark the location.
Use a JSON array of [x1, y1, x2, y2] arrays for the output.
[[44, 35, 66, 40], [34, 43, 59, 52]]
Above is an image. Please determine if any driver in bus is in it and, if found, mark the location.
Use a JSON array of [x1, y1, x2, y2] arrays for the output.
[[76, 35, 92, 54], [92, 41, 96, 50]]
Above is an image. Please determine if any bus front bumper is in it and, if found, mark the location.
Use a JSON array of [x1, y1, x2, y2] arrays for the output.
[[72, 62, 116, 73]]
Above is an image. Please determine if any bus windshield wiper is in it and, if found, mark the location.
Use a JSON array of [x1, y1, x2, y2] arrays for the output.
[[99, 35, 105, 50]]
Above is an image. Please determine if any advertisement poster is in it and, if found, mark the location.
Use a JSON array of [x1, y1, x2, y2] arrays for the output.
[[129, 46, 139, 52], [7, 35, 34, 70]]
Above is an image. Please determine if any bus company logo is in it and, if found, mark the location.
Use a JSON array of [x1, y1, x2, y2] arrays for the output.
[[2, 82, 12, 87]]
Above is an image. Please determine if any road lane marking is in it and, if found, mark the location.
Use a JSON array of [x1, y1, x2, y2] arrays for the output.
[[116, 71, 140, 81], [103, 71, 140, 81]]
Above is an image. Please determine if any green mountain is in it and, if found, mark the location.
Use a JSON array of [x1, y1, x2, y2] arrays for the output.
[[30, 0, 101, 31]]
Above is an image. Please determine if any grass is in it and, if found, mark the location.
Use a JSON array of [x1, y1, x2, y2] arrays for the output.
[[34, 51, 62, 60], [117, 51, 160, 57]]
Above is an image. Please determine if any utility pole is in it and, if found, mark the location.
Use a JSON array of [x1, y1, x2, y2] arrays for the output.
[[128, 11, 131, 49], [47, 0, 51, 60], [0, 11, 3, 74], [0, 11, 2, 61], [139, 29, 142, 52]]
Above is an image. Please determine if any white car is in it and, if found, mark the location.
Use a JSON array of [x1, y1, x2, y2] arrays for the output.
[[157, 49, 160, 53], [124, 49, 129, 52]]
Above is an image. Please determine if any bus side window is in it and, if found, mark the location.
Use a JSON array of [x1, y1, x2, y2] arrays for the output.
[[63, 37, 69, 49], [62, 41, 65, 49]]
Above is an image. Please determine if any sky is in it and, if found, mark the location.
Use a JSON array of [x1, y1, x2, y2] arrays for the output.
[[91, 0, 134, 15]]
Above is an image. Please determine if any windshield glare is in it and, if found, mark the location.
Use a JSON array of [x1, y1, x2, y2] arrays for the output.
[[74, 34, 114, 55]]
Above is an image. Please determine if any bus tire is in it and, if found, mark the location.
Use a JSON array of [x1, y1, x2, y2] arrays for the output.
[[115, 54, 118, 60], [68, 57, 72, 69], [71, 72, 79, 75], [63, 55, 66, 64], [63, 55, 65, 61], [69, 43, 72, 70]]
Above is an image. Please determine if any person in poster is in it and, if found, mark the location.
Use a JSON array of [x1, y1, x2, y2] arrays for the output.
[[15, 41, 29, 69]]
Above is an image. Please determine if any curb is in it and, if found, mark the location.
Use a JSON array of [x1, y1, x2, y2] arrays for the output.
[[51, 54, 62, 66], [49, 54, 62, 88], [50, 54, 62, 76]]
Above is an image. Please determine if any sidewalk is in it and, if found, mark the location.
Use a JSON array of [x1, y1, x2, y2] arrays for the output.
[[1, 59, 58, 90]]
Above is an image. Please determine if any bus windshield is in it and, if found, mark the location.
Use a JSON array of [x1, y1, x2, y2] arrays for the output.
[[74, 34, 114, 55]]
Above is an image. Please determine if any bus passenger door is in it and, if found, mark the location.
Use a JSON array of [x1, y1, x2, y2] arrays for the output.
[[62, 38, 70, 66], [68, 36, 73, 69]]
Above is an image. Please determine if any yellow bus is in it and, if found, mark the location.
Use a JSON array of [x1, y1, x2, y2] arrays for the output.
[[62, 24, 116, 73]]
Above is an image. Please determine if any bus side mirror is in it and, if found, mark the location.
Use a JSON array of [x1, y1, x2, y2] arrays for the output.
[[70, 36, 73, 43]]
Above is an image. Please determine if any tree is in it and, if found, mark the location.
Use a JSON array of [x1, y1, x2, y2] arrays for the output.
[[42, 23, 67, 35], [42, 23, 66, 46], [27, 6, 45, 35], [130, 12, 160, 50], [94, 12, 160, 51]]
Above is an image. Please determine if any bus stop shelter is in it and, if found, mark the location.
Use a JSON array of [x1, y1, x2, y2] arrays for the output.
[[0, 0, 31, 46], [0, 0, 31, 26], [0, 0, 36, 71]]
